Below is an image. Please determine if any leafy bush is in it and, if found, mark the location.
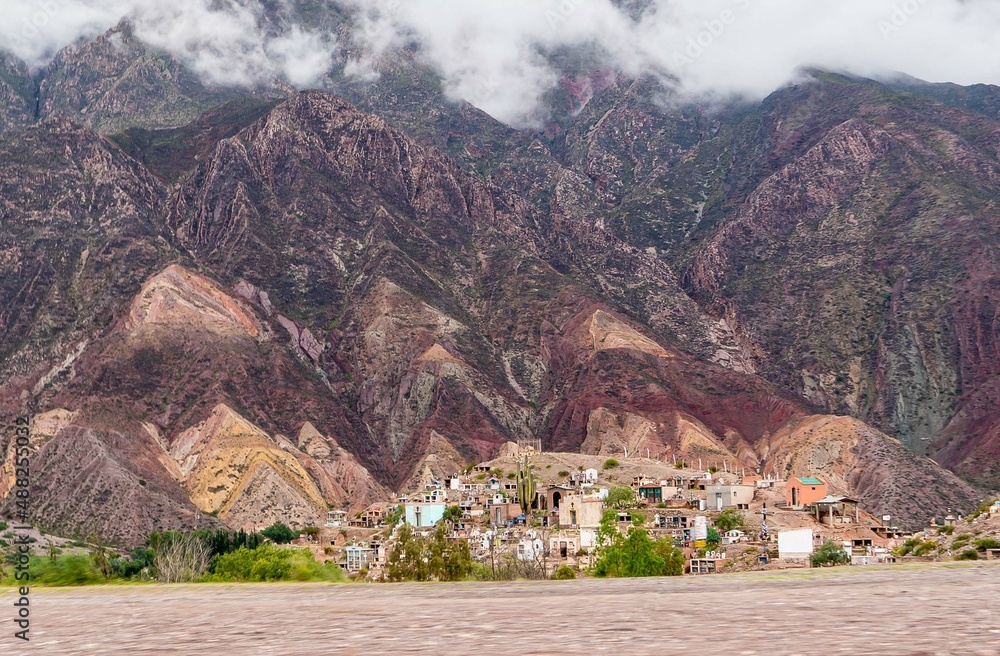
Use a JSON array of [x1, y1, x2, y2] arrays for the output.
[[974, 537, 1000, 552], [810, 540, 849, 567], [955, 549, 979, 561], [605, 486, 636, 510], [211, 544, 292, 581], [968, 499, 997, 521], [593, 510, 683, 577], [895, 537, 928, 556], [937, 525, 955, 536], [261, 523, 298, 544], [558, 470, 571, 478], [443, 505, 464, 524], [1, 555, 107, 586], [706, 528, 720, 546], [912, 540, 938, 557], [714, 508, 745, 533], [209, 545, 342, 582], [288, 550, 344, 582], [552, 565, 576, 580], [0, 521, 7, 531], [602, 458, 620, 469], [111, 547, 155, 579]]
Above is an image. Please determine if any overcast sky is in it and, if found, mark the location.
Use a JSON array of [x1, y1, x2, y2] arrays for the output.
[[2, 0, 999, 125]]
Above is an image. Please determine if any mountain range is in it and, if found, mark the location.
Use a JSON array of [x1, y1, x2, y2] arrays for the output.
[[0, 16, 995, 544]]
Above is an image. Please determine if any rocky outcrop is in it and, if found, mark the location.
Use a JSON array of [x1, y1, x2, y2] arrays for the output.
[[0, 52, 35, 133], [169, 404, 326, 526], [126, 265, 263, 340], [276, 314, 323, 362], [579, 310, 673, 359], [38, 21, 262, 133], [294, 422, 388, 512], [580, 407, 739, 464]]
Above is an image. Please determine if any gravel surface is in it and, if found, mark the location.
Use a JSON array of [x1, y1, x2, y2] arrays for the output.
[[4, 562, 1000, 655]]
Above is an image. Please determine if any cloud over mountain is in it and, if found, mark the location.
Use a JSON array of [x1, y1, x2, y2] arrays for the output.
[[3, 0, 999, 124]]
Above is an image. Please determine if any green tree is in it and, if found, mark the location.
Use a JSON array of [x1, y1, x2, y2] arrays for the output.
[[651, 539, 685, 576], [706, 527, 720, 546], [810, 540, 850, 567], [442, 505, 464, 525], [385, 524, 472, 582], [429, 526, 472, 581], [301, 526, 321, 540], [714, 508, 745, 533], [592, 509, 683, 578], [605, 486, 636, 510], [602, 458, 620, 469], [386, 524, 427, 581], [261, 522, 298, 544]]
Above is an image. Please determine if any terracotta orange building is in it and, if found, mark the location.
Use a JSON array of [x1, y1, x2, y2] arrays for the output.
[[786, 476, 827, 508]]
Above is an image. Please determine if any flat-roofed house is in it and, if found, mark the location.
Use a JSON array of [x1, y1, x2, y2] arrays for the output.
[[786, 476, 827, 509]]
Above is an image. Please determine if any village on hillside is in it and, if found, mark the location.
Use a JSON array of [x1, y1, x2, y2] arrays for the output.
[[287, 444, 1000, 580]]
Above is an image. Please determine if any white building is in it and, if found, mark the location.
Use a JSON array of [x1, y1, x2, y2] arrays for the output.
[[693, 515, 708, 541], [778, 528, 814, 560]]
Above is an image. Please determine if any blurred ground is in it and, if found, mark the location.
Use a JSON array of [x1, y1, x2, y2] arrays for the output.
[[5, 562, 1000, 655]]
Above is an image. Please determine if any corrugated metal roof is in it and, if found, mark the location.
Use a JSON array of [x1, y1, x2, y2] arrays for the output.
[[815, 495, 858, 504]]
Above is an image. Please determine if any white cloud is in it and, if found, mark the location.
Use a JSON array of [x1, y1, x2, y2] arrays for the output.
[[2, 0, 1000, 123], [0, 0, 337, 88], [343, 0, 1000, 125]]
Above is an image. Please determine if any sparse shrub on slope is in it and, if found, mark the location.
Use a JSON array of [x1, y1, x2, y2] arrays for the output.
[[811, 540, 849, 567], [552, 565, 576, 580]]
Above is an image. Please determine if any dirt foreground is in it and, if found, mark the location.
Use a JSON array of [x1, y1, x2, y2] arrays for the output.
[[4, 562, 999, 655]]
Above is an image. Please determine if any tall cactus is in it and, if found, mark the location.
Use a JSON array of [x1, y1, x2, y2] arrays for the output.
[[516, 456, 536, 517]]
